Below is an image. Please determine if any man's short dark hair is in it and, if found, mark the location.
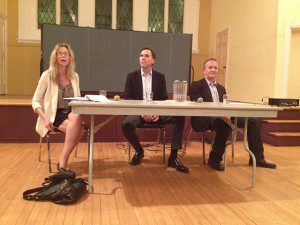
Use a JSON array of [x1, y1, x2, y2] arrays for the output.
[[140, 47, 156, 60], [203, 57, 218, 69]]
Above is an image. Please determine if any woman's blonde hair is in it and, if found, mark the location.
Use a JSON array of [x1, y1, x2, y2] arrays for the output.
[[48, 43, 75, 84]]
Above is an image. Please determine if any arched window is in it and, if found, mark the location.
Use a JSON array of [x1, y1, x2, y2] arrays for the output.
[[117, 0, 132, 30], [148, 0, 164, 32], [60, 0, 78, 26], [95, 0, 112, 29], [38, 0, 56, 29], [168, 0, 184, 33]]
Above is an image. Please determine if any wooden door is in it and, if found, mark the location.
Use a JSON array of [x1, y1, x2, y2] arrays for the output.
[[215, 29, 228, 87]]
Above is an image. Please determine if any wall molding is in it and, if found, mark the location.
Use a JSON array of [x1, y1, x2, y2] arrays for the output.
[[0, 15, 7, 94], [17, 38, 41, 44]]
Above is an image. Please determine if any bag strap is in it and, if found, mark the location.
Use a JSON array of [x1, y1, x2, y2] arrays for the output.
[[80, 178, 89, 185], [23, 186, 48, 200]]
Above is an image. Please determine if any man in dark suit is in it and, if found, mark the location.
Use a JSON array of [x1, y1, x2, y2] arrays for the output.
[[122, 47, 189, 173], [189, 58, 276, 171]]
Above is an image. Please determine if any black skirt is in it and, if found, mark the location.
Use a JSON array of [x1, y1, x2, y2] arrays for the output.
[[53, 108, 71, 131]]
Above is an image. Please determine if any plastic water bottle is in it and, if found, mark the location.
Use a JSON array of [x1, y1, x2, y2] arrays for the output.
[[180, 80, 188, 102], [173, 80, 180, 101], [173, 80, 188, 102]]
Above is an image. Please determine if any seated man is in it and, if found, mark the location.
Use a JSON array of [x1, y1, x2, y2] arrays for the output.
[[122, 47, 189, 173], [189, 58, 276, 171]]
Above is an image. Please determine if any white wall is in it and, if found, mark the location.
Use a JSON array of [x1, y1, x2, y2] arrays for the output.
[[275, 0, 300, 98], [209, 0, 278, 102]]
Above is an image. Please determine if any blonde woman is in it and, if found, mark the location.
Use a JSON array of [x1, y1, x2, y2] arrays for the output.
[[32, 43, 84, 171]]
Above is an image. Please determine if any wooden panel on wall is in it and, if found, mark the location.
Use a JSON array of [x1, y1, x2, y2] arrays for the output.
[[0, 105, 38, 142]]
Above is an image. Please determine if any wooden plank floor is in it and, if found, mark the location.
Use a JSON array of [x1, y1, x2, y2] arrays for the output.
[[0, 141, 299, 225]]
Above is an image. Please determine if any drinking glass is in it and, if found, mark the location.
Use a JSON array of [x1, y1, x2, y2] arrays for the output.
[[145, 91, 153, 101], [223, 94, 230, 104], [99, 90, 107, 97]]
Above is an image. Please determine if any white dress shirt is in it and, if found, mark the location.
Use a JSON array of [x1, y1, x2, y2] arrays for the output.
[[141, 69, 152, 100], [205, 77, 219, 102]]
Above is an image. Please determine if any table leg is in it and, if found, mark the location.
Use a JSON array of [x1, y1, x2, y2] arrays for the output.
[[243, 117, 256, 187], [221, 117, 256, 187], [88, 115, 95, 193], [222, 117, 240, 169], [232, 117, 237, 163]]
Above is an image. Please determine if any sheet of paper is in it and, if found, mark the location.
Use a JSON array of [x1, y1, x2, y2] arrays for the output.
[[227, 101, 256, 105], [63, 96, 89, 101], [85, 95, 111, 103]]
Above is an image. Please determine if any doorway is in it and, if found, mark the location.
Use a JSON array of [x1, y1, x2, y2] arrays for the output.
[[215, 29, 229, 87]]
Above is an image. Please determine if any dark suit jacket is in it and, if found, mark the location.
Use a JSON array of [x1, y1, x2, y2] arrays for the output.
[[189, 78, 226, 132], [124, 69, 168, 100]]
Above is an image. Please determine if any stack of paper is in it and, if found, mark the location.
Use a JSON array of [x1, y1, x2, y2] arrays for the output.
[[64, 95, 111, 102], [63, 96, 89, 101], [85, 95, 111, 102]]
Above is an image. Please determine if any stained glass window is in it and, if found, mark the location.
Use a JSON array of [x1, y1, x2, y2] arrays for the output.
[[117, 0, 132, 30], [61, 0, 78, 26], [148, 0, 164, 32], [168, 0, 184, 33], [38, 0, 56, 29], [95, 0, 112, 29]]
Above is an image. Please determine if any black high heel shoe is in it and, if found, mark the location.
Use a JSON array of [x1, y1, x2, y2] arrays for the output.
[[57, 163, 66, 172]]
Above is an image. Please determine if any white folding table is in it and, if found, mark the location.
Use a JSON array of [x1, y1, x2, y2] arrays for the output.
[[69, 100, 281, 193]]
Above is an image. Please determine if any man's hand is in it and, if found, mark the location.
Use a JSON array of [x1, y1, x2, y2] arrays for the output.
[[222, 116, 231, 122], [142, 115, 159, 123], [151, 115, 159, 122], [225, 116, 231, 121], [141, 115, 152, 123]]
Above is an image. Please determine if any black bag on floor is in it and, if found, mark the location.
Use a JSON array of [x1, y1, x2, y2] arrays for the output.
[[23, 170, 87, 205], [45, 169, 76, 183]]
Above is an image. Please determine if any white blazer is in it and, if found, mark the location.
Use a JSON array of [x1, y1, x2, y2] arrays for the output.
[[32, 70, 81, 137]]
